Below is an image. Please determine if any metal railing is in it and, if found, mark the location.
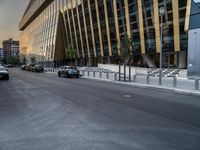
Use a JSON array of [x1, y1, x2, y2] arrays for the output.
[[44, 67, 200, 91], [79, 70, 200, 91]]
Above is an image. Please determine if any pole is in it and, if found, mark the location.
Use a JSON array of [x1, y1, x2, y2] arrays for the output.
[[118, 0, 127, 82], [159, 13, 163, 85], [124, 63, 126, 82], [119, 59, 121, 81]]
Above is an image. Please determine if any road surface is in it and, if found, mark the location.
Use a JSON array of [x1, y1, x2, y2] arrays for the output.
[[0, 68, 200, 150]]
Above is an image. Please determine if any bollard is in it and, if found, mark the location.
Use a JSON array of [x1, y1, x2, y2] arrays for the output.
[[129, 66, 131, 81], [133, 74, 136, 82], [146, 75, 150, 84], [114, 73, 117, 81], [119, 65, 121, 81], [195, 80, 199, 90], [173, 77, 177, 88], [100, 71, 102, 78], [88, 71, 90, 77], [93, 71, 95, 77], [107, 72, 109, 79]]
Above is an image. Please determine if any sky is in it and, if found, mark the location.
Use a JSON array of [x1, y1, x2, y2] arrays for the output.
[[0, 0, 29, 47]]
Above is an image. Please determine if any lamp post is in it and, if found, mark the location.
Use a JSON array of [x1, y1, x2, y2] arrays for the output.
[[159, 6, 165, 85], [118, 0, 127, 82]]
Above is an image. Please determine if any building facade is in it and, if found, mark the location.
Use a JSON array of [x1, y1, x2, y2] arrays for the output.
[[3, 39, 20, 58], [0, 48, 4, 59], [19, 0, 190, 68]]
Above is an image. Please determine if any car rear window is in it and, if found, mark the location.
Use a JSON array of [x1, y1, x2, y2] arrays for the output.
[[69, 67, 77, 69], [0, 67, 6, 71]]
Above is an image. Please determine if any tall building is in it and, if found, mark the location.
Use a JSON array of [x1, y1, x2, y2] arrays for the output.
[[3, 39, 19, 58], [19, 0, 192, 68], [0, 48, 4, 59]]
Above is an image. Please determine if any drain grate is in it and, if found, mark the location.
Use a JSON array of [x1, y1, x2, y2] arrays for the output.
[[123, 94, 133, 98]]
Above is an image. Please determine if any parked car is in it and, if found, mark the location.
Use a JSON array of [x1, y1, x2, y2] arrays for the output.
[[4, 64, 13, 68], [58, 66, 80, 78], [31, 65, 44, 72], [25, 64, 35, 71], [21, 65, 26, 70], [0, 66, 9, 80]]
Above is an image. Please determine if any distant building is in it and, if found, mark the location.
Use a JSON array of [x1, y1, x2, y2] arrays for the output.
[[3, 38, 19, 58], [11, 45, 20, 57], [0, 48, 4, 59]]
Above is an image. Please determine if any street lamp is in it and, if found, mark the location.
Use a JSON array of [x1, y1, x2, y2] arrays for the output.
[[118, 0, 128, 82], [159, 6, 165, 85]]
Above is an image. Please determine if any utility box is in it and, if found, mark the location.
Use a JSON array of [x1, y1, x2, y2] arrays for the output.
[[187, 0, 200, 79], [188, 29, 200, 79]]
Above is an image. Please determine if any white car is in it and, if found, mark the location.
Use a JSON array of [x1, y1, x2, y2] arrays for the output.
[[0, 66, 9, 80]]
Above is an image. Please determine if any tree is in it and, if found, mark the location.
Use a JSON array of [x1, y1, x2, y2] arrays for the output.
[[119, 33, 133, 81], [30, 56, 36, 64], [119, 34, 132, 63], [22, 57, 27, 65], [65, 45, 77, 66], [20, 54, 27, 65], [0, 57, 7, 64]]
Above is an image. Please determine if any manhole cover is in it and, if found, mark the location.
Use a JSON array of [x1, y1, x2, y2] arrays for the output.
[[123, 95, 133, 98]]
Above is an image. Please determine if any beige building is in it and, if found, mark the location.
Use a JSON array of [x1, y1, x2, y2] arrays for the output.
[[19, 0, 191, 68]]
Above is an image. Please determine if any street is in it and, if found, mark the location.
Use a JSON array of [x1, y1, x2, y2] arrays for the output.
[[0, 68, 200, 150]]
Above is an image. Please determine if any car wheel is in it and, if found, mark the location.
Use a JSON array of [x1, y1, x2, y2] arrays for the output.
[[58, 72, 61, 77], [76, 75, 79, 78]]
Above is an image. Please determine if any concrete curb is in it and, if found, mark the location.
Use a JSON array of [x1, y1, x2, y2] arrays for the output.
[[81, 76, 200, 96]]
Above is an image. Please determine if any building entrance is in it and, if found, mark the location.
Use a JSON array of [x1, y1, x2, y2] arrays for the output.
[[163, 53, 175, 68]]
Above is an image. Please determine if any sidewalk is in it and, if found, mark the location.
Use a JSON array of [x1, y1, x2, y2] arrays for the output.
[[45, 70, 200, 96], [80, 71, 200, 96]]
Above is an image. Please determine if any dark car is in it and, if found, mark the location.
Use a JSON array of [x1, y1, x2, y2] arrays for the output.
[[21, 65, 26, 70], [6, 64, 14, 68], [31, 65, 44, 72], [0, 66, 9, 80], [25, 64, 35, 71], [58, 66, 80, 78]]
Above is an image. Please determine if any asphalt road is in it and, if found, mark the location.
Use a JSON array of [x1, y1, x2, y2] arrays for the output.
[[0, 68, 200, 150]]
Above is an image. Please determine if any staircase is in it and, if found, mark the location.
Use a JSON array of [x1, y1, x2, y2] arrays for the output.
[[142, 54, 156, 68], [148, 68, 181, 77]]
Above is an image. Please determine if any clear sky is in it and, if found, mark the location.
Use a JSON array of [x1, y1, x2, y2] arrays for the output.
[[0, 0, 29, 47]]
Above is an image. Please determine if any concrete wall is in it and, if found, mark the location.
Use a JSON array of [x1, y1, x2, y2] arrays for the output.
[[178, 69, 188, 78], [98, 64, 148, 75], [179, 51, 187, 69]]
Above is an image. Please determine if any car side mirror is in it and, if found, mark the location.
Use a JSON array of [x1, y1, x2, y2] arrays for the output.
[[6, 69, 8, 71]]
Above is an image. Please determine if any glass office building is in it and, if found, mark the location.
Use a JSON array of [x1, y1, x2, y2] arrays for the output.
[[19, 0, 190, 68]]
